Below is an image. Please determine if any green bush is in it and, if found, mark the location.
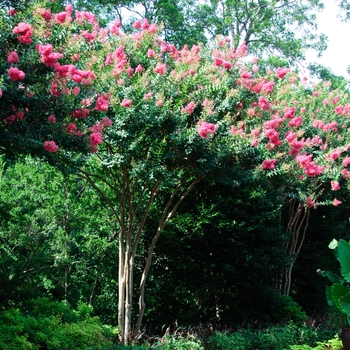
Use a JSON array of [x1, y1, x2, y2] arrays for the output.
[[290, 334, 342, 349], [204, 322, 330, 350], [153, 335, 204, 349], [0, 298, 116, 349]]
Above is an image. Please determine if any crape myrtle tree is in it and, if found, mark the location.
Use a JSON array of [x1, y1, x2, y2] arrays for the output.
[[2, 1, 350, 342]]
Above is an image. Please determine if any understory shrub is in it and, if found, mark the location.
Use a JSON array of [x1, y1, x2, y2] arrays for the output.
[[0, 298, 116, 349], [204, 321, 340, 350]]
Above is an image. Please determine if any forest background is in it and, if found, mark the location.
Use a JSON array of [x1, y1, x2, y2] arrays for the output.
[[2, 0, 350, 348]]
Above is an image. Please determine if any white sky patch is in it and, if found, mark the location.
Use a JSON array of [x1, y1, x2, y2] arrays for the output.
[[305, 2, 350, 79]]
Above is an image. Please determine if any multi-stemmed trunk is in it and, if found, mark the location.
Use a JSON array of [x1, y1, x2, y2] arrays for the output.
[[79, 164, 202, 343], [280, 199, 310, 296]]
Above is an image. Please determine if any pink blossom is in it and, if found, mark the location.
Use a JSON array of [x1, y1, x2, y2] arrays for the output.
[[89, 124, 104, 133], [135, 64, 143, 73], [66, 122, 77, 135], [223, 61, 232, 69], [343, 157, 350, 167], [305, 197, 315, 208], [48, 115, 56, 123], [241, 71, 252, 79], [329, 148, 342, 161], [36, 44, 63, 66], [182, 101, 196, 115], [37, 8, 52, 22], [153, 63, 167, 74], [156, 100, 163, 107], [262, 159, 276, 170], [332, 96, 340, 105], [7, 51, 19, 64], [258, 96, 270, 111], [55, 11, 72, 24], [13, 22, 33, 44], [342, 168, 350, 179], [100, 117, 113, 127], [213, 57, 224, 67], [331, 181, 340, 191], [197, 121, 218, 138], [284, 107, 296, 119], [43, 140, 59, 153], [323, 121, 338, 132], [71, 108, 89, 119], [8, 67, 25, 81], [95, 93, 110, 111], [276, 67, 290, 79], [133, 19, 142, 29], [147, 49, 156, 58], [335, 105, 343, 114], [72, 86, 80, 95], [262, 81, 274, 94], [247, 108, 255, 117], [144, 92, 153, 100], [288, 116, 302, 128], [313, 119, 324, 129], [90, 132, 103, 146], [0, 89, 2, 98], [8, 9, 16, 16], [121, 98, 132, 108], [110, 20, 121, 35], [333, 198, 342, 206]]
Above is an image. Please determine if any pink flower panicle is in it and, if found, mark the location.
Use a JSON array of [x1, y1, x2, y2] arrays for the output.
[[8, 67, 25, 81], [121, 98, 132, 108], [12, 22, 33, 44], [197, 121, 218, 138], [262, 159, 276, 170], [95, 93, 110, 111], [181, 101, 196, 115], [305, 197, 315, 208], [331, 181, 340, 191], [7, 51, 19, 64], [333, 198, 342, 206], [276, 67, 290, 79], [43, 140, 59, 153]]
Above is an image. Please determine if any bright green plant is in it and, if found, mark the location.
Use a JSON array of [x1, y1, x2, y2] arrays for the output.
[[290, 334, 342, 349], [0, 297, 116, 349], [153, 335, 204, 349], [318, 239, 350, 325]]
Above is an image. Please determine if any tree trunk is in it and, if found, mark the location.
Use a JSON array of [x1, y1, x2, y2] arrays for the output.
[[281, 200, 310, 296]]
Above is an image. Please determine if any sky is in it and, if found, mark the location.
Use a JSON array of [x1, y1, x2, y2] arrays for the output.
[[305, 2, 350, 79]]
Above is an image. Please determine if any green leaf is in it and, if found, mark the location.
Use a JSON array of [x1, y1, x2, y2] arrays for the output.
[[338, 239, 350, 283], [318, 270, 344, 284], [340, 293, 350, 317], [331, 283, 350, 314], [329, 238, 339, 250]]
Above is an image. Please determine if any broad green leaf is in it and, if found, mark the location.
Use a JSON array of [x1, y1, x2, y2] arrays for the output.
[[338, 239, 350, 283], [340, 293, 350, 316], [331, 284, 350, 313]]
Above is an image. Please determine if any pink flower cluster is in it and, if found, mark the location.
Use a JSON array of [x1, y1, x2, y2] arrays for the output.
[[12, 22, 33, 44], [3, 110, 24, 124], [95, 93, 110, 111], [262, 158, 276, 170], [43, 140, 59, 153], [8, 67, 25, 81], [7, 51, 19, 64], [36, 44, 63, 66], [197, 122, 218, 138], [296, 154, 324, 177]]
